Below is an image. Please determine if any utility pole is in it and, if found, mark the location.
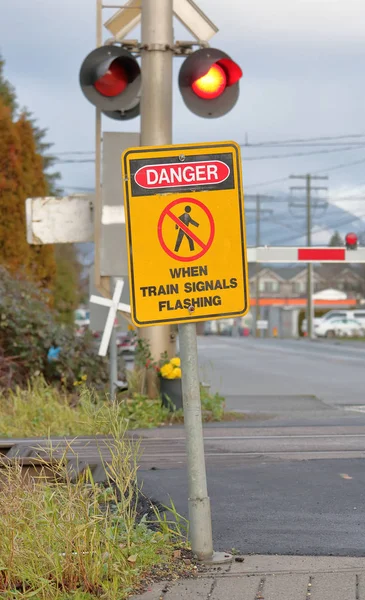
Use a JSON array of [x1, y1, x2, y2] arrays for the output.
[[139, 0, 175, 366], [289, 174, 328, 340], [246, 195, 273, 337], [95, 0, 103, 295]]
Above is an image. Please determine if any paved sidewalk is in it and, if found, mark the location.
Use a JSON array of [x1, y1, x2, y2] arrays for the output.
[[132, 555, 365, 599]]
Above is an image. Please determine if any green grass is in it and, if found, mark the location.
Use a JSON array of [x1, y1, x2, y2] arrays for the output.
[[0, 407, 190, 599], [0, 377, 230, 438], [0, 378, 179, 438]]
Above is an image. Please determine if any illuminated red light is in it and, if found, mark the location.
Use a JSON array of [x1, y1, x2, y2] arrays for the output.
[[192, 63, 227, 100], [94, 59, 128, 97], [345, 232, 358, 247]]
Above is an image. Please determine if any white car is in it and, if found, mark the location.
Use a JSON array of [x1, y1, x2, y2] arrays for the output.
[[314, 318, 365, 338], [302, 310, 365, 333]]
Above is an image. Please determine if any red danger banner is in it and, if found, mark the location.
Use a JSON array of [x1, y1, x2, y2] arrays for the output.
[[134, 160, 230, 190]]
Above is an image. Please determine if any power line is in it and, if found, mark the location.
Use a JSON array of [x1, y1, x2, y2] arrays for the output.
[[62, 185, 95, 192], [56, 159, 95, 164], [249, 205, 365, 242], [240, 133, 365, 147], [54, 141, 365, 157], [243, 145, 365, 161], [268, 209, 365, 246], [246, 156, 365, 189], [314, 156, 365, 174], [245, 175, 291, 189], [52, 134, 365, 158], [54, 151, 95, 156]]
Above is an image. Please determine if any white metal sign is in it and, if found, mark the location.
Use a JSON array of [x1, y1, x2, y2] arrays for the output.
[[26, 195, 94, 244], [104, 0, 218, 42]]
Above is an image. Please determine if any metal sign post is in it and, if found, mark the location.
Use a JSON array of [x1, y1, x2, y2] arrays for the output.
[[121, 140, 249, 563]]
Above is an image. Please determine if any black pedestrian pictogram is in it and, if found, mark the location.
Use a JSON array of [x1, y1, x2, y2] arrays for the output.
[[174, 206, 199, 252], [158, 197, 215, 263]]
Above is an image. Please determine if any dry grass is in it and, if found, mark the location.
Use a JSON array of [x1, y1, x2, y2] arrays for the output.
[[0, 406, 189, 599]]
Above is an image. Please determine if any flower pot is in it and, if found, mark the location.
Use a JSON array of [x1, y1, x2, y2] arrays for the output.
[[160, 377, 183, 411]]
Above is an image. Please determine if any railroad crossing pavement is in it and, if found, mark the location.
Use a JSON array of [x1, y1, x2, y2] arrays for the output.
[[137, 426, 365, 556], [132, 555, 365, 599], [136, 336, 365, 557]]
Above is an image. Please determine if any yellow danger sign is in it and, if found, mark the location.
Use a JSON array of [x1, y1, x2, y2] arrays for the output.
[[121, 141, 249, 327]]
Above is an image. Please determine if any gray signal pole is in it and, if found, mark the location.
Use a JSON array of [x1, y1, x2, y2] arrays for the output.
[[95, 0, 110, 299], [289, 174, 328, 339], [139, 0, 175, 366], [139, 0, 226, 564], [246, 195, 273, 337]]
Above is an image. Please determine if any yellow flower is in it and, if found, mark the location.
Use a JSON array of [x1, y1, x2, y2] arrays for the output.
[[166, 370, 176, 379], [165, 366, 182, 379], [81, 374, 87, 381], [170, 357, 181, 367], [160, 363, 174, 378]]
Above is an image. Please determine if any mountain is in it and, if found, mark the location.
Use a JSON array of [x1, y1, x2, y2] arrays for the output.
[[244, 194, 365, 246]]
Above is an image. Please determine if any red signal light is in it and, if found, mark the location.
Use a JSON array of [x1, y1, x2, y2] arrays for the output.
[[178, 48, 243, 118], [192, 63, 227, 100], [345, 232, 358, 249], [94, 59, 128, 97]]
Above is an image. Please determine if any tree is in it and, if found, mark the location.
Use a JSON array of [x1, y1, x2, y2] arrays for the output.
[[0, 101, 31, 273], [329, 231, 344, 246], [22, 109, 62, 195], [53, 245, 82, 324], [0, 54, 82, 320], [15, 114, 57, 288], [0, 57, 17, 117]]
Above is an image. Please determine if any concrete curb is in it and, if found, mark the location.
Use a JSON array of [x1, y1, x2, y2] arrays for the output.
[[132, 555, 365, 599]]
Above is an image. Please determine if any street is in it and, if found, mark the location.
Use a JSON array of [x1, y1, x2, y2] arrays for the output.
[[196, 336, 365, 411], [138, 336, 365, 556]]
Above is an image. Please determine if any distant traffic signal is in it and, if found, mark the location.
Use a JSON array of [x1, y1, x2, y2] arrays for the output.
[[178, 48, 243, 118], [345, 232, 358, 250], [79, 46, 141, 120]]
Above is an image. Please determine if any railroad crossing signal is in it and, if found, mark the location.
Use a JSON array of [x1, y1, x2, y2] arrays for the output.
[[121, 141, 249, 327], [178, 48, 243, 118], [79, 46, 141, 120], [79, 44, 242, 121], [345, 232, 358, 250]]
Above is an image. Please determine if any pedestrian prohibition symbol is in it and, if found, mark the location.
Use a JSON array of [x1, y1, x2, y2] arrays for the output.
[[157, 197, 215, 262], [121, 141, 250, 327]]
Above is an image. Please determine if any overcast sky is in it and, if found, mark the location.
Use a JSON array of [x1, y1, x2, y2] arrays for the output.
[[1, 0, 365, 235]]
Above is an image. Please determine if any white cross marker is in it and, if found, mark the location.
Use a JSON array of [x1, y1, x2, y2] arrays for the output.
[[90, 278, 131, 357]]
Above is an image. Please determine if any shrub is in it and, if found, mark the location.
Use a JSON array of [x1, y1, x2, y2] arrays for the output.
[[0, 267, 116, 391]]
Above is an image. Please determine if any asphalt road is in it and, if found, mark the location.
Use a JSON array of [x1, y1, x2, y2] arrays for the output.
[[138, 336, 365, 556], [197, 336, 365, 412]]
